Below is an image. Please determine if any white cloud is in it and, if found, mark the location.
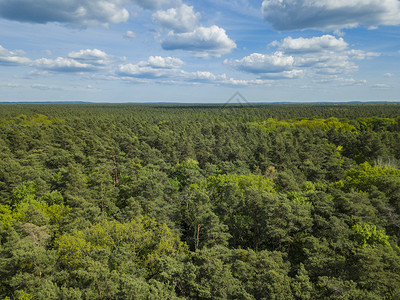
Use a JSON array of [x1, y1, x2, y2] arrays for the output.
[[23, 70, 51, 78], [261, 0, 400, 30], [296, 53, 359, 75], [152, 4, 200, 33], [226, 52, 295, 73], [272, 35, 348, 53], [346, 49, 380, 60], [228, 34, 381, 81], [118, 64, 183, 80], [140, 56, 184, 68], [222, 78, 272, 87], [117, 56, 271, 86], [152, 4, 236, 58], [333, 29, 345, 37], [31, 49, 113, 72], [118, 56, 184, 78], [311, 57, 358, 75], [315, 76, 367, 86], [161, 25, 236, 58], [268, 36, 379, 75], [0, 45, 31, 66], [226, 52, 303, 79], [186, 71, 272, 86], [67, 49, 112, 66], [124, 30, 137, 39], [275, 38, 378, 74], [33, 57, 95, 72], [188, 71, 224, 82], [384, 73, 393, 77], [260, 70, 304, 79]]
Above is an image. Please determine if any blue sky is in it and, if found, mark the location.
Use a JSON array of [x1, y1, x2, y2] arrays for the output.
[[0, 0, 399, 103]]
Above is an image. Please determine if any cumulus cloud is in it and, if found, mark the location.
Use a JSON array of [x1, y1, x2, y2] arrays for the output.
[[269, 36, 378, 74], [153, 4, 236, 58], [227, 34, 380, 81], [117, 55, 271, 86], [346, 49, 380, 60], [32, 49, 112, 72], [0, 45, 31, 66], [226, 52, 295, 73], [190, 71, 220, 81], [271, 35, 348, 53], [225, 52, 306, 79], [181, 71, 272, 86], [310, 55, 358, 75], [140, 56, 184, 68], [152, 4, 200, 32], [261, 0, 400, 30], [260, 70, 304, 79], [118, 56, 184, 78], [33, 57, 95, 72], [161, 25, 236, 58], [0, 0, 174, 27], [67, 49, 112, 66], [187, 71, 272, 86]]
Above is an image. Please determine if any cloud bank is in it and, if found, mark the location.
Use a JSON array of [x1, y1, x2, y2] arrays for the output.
[[0, 0, 174, 27], [226, 35, 379, 80], [33, 49, 112, 72], [117, 55, 270, 86]]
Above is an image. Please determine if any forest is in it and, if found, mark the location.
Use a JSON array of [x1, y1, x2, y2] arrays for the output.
[[1, 103, 400, 299]]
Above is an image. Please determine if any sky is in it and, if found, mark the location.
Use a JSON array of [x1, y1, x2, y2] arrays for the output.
[[0, 0, 399, 103]]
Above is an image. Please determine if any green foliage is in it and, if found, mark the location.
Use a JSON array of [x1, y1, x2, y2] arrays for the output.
[[169, 158, 204, 190], [55, 216, 187, 271], [295, 117, 356, 132], [12, 181, 36, 206], [340, 162, 400, 192], [1, 103, 400, 299], [351, 223, 390, 248], [55, 231, 92, 269], [0, 204, 13, 229], [354, 117, 397, 131], [251, 117, 356, 132], [195, 173, 275, 200]]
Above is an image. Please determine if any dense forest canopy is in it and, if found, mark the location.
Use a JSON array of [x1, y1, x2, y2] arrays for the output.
[[1, 103, 400, 299]]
